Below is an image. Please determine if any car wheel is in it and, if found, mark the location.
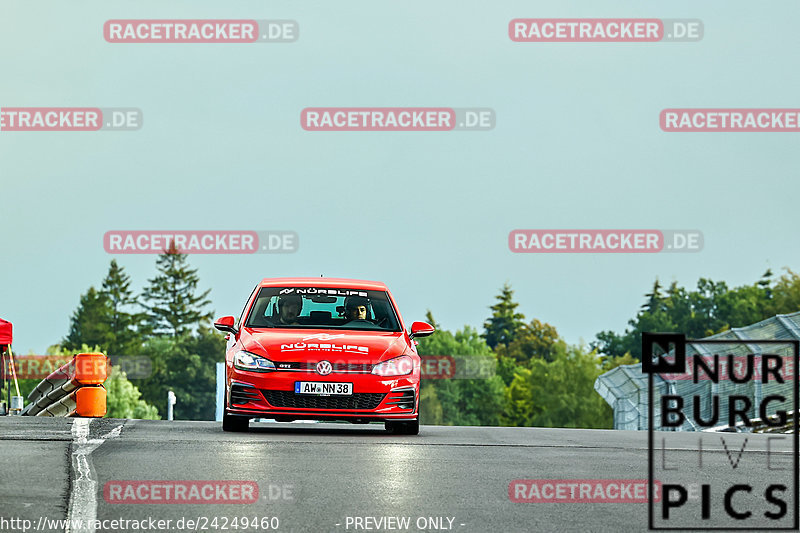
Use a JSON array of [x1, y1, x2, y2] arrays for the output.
[[402, 418, 420, 435], [222, 410, 250, 432], [385, 418, 419, 435]]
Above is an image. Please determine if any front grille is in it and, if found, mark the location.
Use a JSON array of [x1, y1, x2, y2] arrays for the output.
[[385, 388, 415, 410], [262, 390, 385, 410], [230, 384, 262, 405]]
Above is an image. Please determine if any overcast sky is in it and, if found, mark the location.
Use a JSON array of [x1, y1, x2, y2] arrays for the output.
[[2, 1, 799, 354]]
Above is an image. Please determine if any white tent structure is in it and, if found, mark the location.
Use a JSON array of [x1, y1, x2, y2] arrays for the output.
[[595, 312, 800, 431]]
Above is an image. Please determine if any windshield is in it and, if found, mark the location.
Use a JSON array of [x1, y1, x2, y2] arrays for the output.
[[245, 287, 402, 331]]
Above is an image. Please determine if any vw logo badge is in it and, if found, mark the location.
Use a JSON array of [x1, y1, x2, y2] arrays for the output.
[[316, 360, 333, 376]]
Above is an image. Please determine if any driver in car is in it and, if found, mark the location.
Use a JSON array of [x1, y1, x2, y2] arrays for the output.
[[277, 293, 302, 326], [343, 295, 369, 322]]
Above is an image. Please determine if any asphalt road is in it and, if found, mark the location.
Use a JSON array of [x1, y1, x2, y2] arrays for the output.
[[0, 417, 796, 533]]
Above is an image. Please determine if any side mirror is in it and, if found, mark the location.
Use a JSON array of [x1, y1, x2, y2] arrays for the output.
[[410, 321, 435, 339], [214, 316, 238, 335]]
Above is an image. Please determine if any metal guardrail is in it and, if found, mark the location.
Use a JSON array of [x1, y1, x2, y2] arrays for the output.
[[20, 352, 108, 417], [705, 410, 798, 434], [749, 410, 797, 433]]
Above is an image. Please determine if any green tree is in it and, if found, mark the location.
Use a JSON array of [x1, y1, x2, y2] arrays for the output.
[[63, 287, 113, 352], [417, 321, 506, 426], [419, 382, 444, 425], [495, 354, 520, 387], [495, 318, 563, 364], [424, 310, 440, 330], [769, 268, 800, 315], [504, 344, 612, 429], [136, 322, 225, 420], [505, 366, 535, 426], [141, 241, 212, 338], [482, 282, 526, 349], [431, 373, 506, 426], [600, 352, 639, 373], [105, 370, 160, 419], [592, 270, 781, 361], [100, 260, 142, 355], [641, 278, 665, 313], [418, 322, 494, 358]]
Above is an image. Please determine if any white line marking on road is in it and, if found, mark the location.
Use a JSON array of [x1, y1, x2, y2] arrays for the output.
[[101, 424, 123, 440], [66, 418, 95, 533], [65, 420, 123, 533], [72, 417, 89, 443]]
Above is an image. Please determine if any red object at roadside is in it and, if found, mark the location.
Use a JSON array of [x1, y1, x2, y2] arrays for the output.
[[0, 318, 11, 345]]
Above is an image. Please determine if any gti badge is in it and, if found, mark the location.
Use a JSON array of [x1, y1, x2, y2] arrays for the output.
[[316, 360, 333, 376]]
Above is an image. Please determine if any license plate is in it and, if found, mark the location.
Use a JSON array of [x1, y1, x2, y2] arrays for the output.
[[294, 381, 353, 395]]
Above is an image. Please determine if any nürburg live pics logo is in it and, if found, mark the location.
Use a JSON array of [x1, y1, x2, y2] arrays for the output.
[[643, 332, 798, 530]]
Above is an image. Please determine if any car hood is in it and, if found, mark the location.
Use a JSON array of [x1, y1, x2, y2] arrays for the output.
[[240, 328, 409, 363]]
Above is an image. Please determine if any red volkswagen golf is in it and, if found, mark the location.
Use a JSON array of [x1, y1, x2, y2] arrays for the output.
[[214, 278, 435, 434]]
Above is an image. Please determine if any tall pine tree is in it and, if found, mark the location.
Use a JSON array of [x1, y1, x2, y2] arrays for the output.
[[641, 278, 664, 313], [141, 240, 212, 338], [424, 310, 441, 331], [482, 282, 526, 349], [100, 260, 141, 354], [63, 287, 113, 351]]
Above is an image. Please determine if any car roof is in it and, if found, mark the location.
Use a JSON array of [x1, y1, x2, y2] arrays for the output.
[[258, 278, 389, 291]]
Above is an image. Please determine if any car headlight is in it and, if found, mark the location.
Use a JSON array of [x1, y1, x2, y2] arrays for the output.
[[234, 350, 276, 372], [371, 355, 414, 377]]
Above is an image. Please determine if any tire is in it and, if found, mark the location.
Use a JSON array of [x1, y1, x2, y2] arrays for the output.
[[385, 396, 421, 435], [385, 418, 419, 435], [402, 418, 420, 435], [222, 410, 250, 432]]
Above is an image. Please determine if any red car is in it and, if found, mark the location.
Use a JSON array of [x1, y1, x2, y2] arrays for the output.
[[214, 278, 435, 434]]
